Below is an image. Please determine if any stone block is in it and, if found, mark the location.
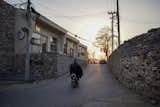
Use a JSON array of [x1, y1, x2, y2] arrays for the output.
[[108, 28, 160, 100]]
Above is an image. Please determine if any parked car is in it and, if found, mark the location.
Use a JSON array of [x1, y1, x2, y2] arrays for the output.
[[99, 60, 106, 64]]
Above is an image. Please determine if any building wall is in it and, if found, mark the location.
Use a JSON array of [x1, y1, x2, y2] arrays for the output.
[[108, 28, 160, 100], [0, 1, 15, 79], [57, 36, 88, 76], [14, 9, 35, 75], [57, 54, 87, 76], [57, 35, 65, 55], [15, 9, 34, 54], [78, 45, 88, 61], [29, 19, 67, 80], [34, 21, 65, 55]]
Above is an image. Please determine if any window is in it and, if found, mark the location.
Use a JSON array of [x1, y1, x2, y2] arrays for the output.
[[66, 39, 75, 57], [64, 43, 67, 54], [70, 48, 74, 57], [31, 33, 49, 53], [31, 33, 41, 53], [35, 24, 40, 32], [78, 46, 86, 57], [31, 33, 41, 45], [81, 48, 85, 56], [50, 37, 57, 53], [41, 36, 47, 53]]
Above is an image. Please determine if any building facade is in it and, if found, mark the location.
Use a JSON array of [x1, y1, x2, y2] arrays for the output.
[[0, 1, 88, 80]]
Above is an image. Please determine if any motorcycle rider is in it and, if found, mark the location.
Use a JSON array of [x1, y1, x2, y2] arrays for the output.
[[70, 59, 83, 80]]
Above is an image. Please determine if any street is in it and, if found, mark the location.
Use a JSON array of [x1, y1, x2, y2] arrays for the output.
[[0, 64, 157, 107]]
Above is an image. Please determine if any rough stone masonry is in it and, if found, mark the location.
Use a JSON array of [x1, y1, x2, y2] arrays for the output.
[[0, 1, 15, 78], [108, 28, 160, 101]]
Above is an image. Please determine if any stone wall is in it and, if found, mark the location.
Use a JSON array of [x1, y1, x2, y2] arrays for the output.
[[30, 53, 87, 80], [108, 28, 160, 100], [0, 1, 15, 79], [30, 53, 57, 80]]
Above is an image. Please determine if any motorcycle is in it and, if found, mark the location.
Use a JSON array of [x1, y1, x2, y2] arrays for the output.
[[70, 73, 79, 88]]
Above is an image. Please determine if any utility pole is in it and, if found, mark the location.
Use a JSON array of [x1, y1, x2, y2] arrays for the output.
[[26, 0, 31, 19], [25, 0, 31, 81], [117, 0, 120, 46], [27, 0, 31, 10], [108, 11, 116, 52]]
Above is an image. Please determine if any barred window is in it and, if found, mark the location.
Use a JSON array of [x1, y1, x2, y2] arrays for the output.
[[50, 37, 57, 53]]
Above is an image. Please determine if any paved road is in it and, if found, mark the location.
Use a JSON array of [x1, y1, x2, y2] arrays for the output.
[[0, 64, 157, 107]]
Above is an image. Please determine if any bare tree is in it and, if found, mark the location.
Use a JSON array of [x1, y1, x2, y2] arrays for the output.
[[93, 27, 112, 59]]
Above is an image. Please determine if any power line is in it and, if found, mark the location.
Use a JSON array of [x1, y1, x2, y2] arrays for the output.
[[31, 0, 107, 18], [113, 0, 116, 11], [53, 11, 106, 18], [121, 17, 160, 25], [31, 0, 57, 12], [110, 0, 113, 10], [24, 0, 160, 25], [75, 35, 92, 43]]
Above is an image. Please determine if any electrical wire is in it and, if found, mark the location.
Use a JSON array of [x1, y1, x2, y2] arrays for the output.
[[112, 0, 116, 11], [31, 0, 57, 12], [32, 0, 107, 17], [30, 0, 107, 19], [121, 17, 160, 25]]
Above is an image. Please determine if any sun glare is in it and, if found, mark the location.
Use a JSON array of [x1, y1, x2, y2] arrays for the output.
[[69, 17, 109, 61], [88, 46, 106, 62], [75, 17, 107, 45]]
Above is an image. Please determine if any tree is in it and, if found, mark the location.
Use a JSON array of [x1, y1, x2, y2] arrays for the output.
[[93, 27, 112, 59]]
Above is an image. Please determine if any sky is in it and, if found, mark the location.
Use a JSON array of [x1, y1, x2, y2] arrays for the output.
[[6, 0, 160, 47]]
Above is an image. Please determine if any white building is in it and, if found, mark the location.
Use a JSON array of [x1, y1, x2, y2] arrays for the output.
[[0, 1, 88, 80]]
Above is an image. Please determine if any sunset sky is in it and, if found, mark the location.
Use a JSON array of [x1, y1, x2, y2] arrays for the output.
[[6, 0, 160, 47]]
